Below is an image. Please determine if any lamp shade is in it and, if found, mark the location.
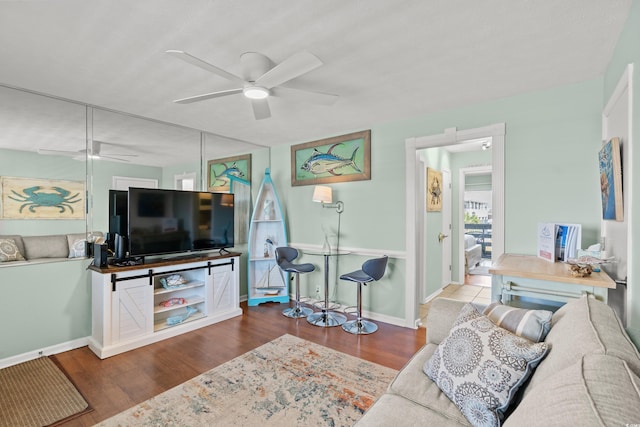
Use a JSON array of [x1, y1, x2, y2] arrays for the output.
[[312, 185, 332, 203]]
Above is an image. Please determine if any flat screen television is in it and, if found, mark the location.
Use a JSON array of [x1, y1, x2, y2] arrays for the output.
[[127, 187, 234, 257]]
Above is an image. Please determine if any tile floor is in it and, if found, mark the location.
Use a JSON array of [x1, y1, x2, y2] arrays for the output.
[[418, 284, 492, 327]]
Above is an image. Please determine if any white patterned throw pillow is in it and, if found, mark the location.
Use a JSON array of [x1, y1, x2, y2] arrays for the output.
[[0, 238, 26, 262], [423, 303, 549, 427]]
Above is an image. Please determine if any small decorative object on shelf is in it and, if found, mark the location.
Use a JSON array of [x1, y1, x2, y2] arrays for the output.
[[166, 306, 199, 325], [569, 264, 593, 277], [263, 199, 275, 220], [160, 274, 187, 289], [159, 297, 186, 307]]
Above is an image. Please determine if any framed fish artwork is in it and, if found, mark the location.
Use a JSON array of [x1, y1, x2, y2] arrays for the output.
[[598, 137, 623, 221], [290, 130, 371, 186], [207, 154, 251, 192]]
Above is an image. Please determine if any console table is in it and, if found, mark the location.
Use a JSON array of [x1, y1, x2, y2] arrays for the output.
[[489, 253, 616, 306], [89, 252, 242, 359]]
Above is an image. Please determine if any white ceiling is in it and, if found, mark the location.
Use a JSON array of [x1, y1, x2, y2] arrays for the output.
[[0, 0, 632, 162]]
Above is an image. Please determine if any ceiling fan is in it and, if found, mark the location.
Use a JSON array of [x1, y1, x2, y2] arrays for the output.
[[166, 49, 339, 120], [37, 140, 138, 162]]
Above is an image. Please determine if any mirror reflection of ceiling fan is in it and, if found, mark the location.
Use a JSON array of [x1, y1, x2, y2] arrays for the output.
[[166, 49, 339, 120], [37, 140, 139, 162]]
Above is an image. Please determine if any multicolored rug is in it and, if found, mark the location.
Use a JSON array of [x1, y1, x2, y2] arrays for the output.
[[96, 334, 396, 427]]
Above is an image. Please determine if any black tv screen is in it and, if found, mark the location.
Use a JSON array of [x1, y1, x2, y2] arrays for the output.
[[128, 188, 234, 257]]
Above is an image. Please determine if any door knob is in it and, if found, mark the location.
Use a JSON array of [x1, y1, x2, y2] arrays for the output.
[[438, 232, 449, 243]]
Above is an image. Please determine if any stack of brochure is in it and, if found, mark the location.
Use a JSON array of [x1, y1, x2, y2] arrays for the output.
[[537, 223, 582, 262]]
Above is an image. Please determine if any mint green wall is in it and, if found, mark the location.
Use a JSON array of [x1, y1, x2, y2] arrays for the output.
[[0, 260, 91, 359], [603, 0, 640, 346]]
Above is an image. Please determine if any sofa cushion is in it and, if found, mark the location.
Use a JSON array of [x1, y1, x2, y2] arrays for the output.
[[387, 344, 471, 426], [525, 295, 640, 394], [483, 302, 553, 342], [504, 354, 640, 426], [22, 235, 69, 259], [426, 298, 468, 345], [0, 238, 26, 262], [424, 303, 549, 427], [355, 393, 471, 426], [66, 233, 87, 258]]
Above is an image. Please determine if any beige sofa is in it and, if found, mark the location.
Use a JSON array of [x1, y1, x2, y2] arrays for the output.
[[0, 232, 101, 265], [356, 295, 640, 426]]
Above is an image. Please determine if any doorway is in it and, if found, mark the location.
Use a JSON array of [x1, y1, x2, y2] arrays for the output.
[[405, 124, 505, 328], [460, 165, 493, 288]]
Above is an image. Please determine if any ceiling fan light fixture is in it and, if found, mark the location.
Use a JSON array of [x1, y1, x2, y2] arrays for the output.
[[243, 86, 269, 100]]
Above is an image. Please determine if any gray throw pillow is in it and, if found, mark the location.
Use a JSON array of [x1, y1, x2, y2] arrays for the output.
[[0, 238, 26, 262], [483, 302, 553, 342], [423, 303, 549, 427]]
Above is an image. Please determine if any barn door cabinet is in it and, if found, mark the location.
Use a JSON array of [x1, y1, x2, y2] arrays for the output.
[[89, 253, 241, 359]]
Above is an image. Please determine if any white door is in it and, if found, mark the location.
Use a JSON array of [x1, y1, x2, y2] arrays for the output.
[[111, 277, 153, 343], [441, 169, 452, 286]]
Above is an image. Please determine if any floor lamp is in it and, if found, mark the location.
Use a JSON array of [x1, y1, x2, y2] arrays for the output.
[[312, 185, 343, 301]]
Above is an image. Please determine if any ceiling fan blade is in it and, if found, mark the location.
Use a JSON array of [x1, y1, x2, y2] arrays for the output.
[[173, 88, 243, 104], [251, 99, 271, 120], [255, 50, 323, 89], [166, 50, 244, 83], [99, 155, 131, 163], [101, 152, 138, 157], [271, 86, 339, 106], [37, 148, 78, 156]]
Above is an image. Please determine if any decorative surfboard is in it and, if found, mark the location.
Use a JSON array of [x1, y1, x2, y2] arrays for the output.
[[247, 168, 289, 306]]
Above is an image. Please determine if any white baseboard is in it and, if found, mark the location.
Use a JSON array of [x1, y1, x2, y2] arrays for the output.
[[0, 336, 89, 369]]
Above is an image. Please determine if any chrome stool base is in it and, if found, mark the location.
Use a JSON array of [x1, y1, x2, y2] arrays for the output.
[[307, 311, 347, 327], [282, 305, 313, 318], [342, 319, 378, 335]]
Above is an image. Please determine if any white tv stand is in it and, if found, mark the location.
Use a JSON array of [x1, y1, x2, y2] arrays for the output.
[[89, 253, 242, 359]]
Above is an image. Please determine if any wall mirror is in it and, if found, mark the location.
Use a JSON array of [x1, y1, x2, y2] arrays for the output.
[[0, 84, 261, 256], [0, 86, 86, 237]]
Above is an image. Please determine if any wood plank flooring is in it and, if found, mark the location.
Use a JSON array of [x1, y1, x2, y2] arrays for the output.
[[53, 301, 426, 426]]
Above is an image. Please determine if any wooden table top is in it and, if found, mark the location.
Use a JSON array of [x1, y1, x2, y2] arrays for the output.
[[489, 253, 616, 289], [89, 251, 241, 274]]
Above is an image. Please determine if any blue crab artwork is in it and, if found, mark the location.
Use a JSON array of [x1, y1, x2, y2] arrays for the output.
[[8, 186, 82, 214]]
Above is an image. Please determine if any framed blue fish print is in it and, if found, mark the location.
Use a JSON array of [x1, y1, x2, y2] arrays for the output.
[[207, 154, 251, 192], [598, 137, 623, 221], [291, 130, 371, 186]]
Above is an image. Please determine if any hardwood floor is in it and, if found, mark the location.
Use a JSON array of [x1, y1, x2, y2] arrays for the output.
[[53, 301, 426, 426]]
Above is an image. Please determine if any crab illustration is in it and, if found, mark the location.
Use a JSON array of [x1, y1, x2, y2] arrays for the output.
[[8, 186, 81, 214]]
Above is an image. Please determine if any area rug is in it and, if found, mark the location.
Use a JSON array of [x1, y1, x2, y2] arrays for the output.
[[0, 356, 91, 427], [96, 334, 397, 427]]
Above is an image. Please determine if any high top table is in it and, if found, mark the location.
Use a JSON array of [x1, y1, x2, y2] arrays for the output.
[[489, 253, 616, 306], [305, 249, 351, 327]]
